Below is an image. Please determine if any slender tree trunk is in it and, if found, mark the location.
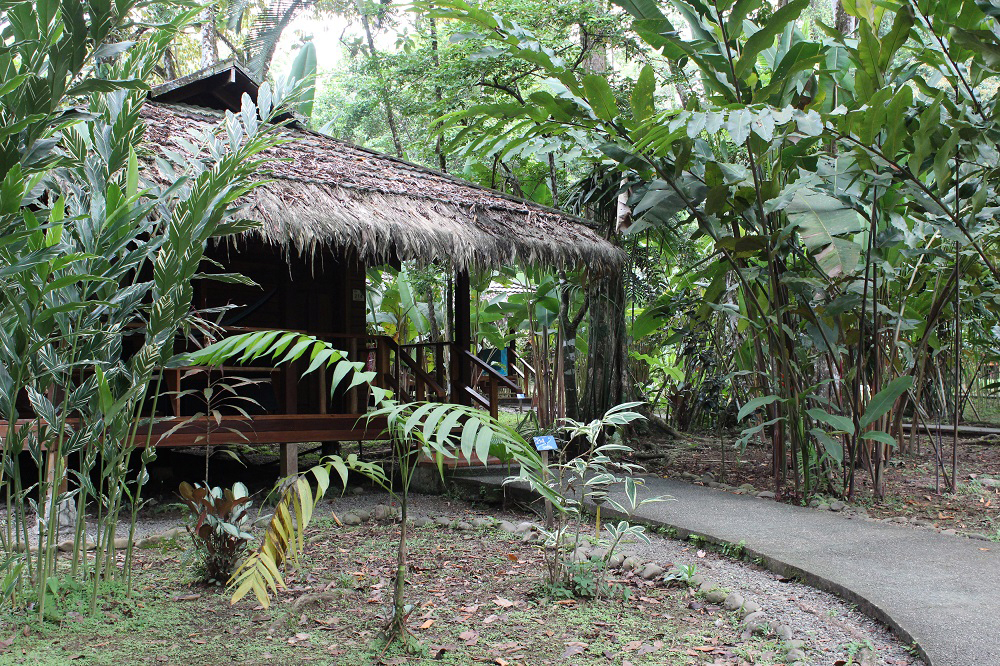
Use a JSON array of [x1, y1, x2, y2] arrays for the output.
[[428, 10, 447, 172], [200, 6, 219, 68], [667, 60, 690, 108], [834, 0, 854, 35], [548, 153, 559, 207], [425, 283, 440, 342], [559, 272, 588, 421], [163, 47, 178, 80], [577, 1, 629, 422], [359, 6, 405, 158], [389, 451, 409, 644]]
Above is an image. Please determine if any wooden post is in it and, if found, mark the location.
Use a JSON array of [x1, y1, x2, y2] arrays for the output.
[[542, 450, 552, 530], [376, 337, 391, 391], [451, 268, 472, 405], [348, 337, 360, 413], [281, 280, 299, 478], [489, 377, 499, 420]]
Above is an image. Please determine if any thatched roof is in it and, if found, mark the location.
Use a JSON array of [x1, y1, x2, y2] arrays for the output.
[[140, 74, 622, 272]]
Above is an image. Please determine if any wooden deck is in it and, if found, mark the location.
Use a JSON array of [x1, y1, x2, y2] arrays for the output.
[[144, 413, 388, 447]]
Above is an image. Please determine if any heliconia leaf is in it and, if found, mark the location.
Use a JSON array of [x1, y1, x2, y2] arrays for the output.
[[860, 376, 913, 429], [806, 408, 855, 435], [738, 394, 781, 422], [810, 428, 844, 464], [861, 430, 898, 448], [735, 0, 809, 78], [631, 65, 655, 121], [785, 190, 865, 277], [582, 74, 618, 123]]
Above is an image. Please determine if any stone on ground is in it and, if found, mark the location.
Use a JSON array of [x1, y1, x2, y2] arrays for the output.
[[639, 563, 665, 580], [514, 521, 536, 534], [723, 592, 744, 611], [621, 555, 643, 571], [434, 516, 452, 527], [342, 513, 362, 526]]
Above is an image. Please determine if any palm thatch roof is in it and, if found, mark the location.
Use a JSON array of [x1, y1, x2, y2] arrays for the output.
[[142, 68, 622, 273]]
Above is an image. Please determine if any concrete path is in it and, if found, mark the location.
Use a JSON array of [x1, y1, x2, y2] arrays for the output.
[[455, 472, 999, 666]]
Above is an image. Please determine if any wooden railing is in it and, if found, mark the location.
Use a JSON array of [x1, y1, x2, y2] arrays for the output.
[[461, 349, 520, 419], [507, 347, 535, 397], [164, 326, 533, 431], [378, 338, 448, 402]]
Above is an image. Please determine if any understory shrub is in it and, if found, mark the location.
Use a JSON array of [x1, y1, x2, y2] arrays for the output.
[[178, 482, 262, 585]]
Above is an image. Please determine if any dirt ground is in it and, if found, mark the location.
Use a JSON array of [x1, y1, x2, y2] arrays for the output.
[[642, 430, 1000, 536], [1, 493, 918, 666]]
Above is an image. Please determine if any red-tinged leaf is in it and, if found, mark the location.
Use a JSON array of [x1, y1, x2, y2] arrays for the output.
[[419, 619, 435, 629], [506, 553, 518, 561]]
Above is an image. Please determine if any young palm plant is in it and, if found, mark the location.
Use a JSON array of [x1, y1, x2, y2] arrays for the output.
[[179, 329, 559, 650]]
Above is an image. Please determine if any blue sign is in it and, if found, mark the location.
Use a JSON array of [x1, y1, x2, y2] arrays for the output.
[[533, 435, 558, 452]]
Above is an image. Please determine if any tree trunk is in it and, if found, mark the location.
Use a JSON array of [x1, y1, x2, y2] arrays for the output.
[[425, 283, 440, 342], [200, 6, 219, 68], [359, 6, 405, 158], [580, 265, 628, 421], [559, 272, 588, 421], [428, 10, 447, 173], [163, 47, 178, 80], [834, 0, 854, 35]]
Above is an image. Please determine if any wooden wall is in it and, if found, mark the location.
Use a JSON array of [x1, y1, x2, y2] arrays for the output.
[[192, 239, 367, 417]]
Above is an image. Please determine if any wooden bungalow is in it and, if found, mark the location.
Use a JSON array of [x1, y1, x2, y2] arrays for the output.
[[139, 62, 622, 475]]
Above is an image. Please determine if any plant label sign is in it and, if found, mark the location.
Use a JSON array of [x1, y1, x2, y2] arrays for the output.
[[533, 435, 557, 452]]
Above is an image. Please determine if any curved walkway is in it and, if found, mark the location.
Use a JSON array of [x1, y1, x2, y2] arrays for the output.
[[456, 472, 1000, 666]]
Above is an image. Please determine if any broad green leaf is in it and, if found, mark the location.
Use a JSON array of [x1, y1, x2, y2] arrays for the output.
[[735, 0, 809, 78], [631, 65, 655, 121], [860, 376, 913, 429], [806, 408, 855, 435], [861, 430, 898, 448], [810, 428, 844, 464], [583, 74, 618, 123], [738, 394, 780, 422], [785, 190, 865, 277]]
